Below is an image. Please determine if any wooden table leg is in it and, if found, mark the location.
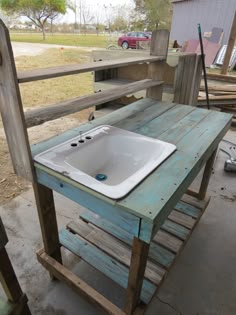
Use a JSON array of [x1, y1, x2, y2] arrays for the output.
[[124, 237, 150, 315], [187, 148, 217, 200], [0, 247, 31, 314], [198, 149, 217, 200], [33, 183, 62, 264]]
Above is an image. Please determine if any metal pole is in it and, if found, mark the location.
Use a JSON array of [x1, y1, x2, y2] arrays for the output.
[[198, 23, 210, 110]]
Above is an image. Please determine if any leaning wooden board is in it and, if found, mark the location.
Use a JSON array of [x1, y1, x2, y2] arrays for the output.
[[32, 99, 232, 243]]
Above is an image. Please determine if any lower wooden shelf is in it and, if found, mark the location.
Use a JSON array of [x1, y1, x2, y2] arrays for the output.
[[37, 193, 210, 315]]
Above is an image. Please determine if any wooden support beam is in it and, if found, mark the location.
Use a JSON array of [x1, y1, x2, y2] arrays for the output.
[[146, 30, 169, 100], [0, 247, 31, 314], [198, 149, 217, 200], [33, 183, 62, 264], [221, 11, 236, 74], [17, 56, 165, 83], [124, 238, 150, 315], [37, 250, 127, 315], [0, 248, 23, 303], [0, 20, 35, 182], [25, 79, 163, 128]]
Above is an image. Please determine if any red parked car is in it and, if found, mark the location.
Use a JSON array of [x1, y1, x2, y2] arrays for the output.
[[118, 31, 151, 49]]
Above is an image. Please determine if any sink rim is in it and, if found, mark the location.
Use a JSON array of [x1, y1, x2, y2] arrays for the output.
[[34, 125, 177, 199]]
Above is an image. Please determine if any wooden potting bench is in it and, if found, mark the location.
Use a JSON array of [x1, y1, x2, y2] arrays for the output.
[[0, 20, 232, 315], [0, 218, 31, 315]]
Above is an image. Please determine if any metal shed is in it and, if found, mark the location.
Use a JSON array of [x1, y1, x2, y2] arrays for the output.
[[170, 0, 236, 45]]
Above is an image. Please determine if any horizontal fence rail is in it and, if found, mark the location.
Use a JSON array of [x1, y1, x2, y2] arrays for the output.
[[25, 79, 163, 128], [18, 56, 165, 84]]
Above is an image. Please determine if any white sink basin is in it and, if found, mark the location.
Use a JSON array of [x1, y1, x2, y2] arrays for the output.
[[34, 125, 176, 199]]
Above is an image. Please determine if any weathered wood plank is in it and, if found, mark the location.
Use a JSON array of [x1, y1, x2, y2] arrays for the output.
[[118, 110, 231, 222], [33, 183, 62, 264], [221, 11, 236, 74], [124, 238, 150, 315], [153, 107, 210, 144], [18, 56, 165, 83], [162, 220, 190, 241], [35, 166, 140, 237], [0, 218, 8, 250], [59, 229, 156, 304], [198, 149, 217, 200], [189, 55, 202, 106], [168, 210, 195, 229], [0, 20, 35, 181], [79, 211, 174, 269], [180, 194, 210, 210], [68, 219, 164, 285], [25, 79, 163, 127], [37, 250, 127, 315], [0, 247, 23, 303], [115, 102, 176, 131], [174, 200, 201, 218], [146, 30, 169, 100], [153, 230, 183, 254], [134, 104, 196, 136]]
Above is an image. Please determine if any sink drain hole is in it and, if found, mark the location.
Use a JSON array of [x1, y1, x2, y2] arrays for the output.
[[95, 174, 107, 181]]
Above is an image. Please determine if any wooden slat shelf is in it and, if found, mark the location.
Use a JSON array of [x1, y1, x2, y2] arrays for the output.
[[25, 79, 163, 128], [52, 193, 210, 306], [17, 56, 165, 83]]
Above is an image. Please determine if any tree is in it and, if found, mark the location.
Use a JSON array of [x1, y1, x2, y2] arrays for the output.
[[81, 0, 94, 35], [0, 0, 67, 39], [133, 0, 172, 31]]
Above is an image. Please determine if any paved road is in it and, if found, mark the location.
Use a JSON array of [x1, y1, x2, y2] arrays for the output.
[[12, 41, 98, 57]]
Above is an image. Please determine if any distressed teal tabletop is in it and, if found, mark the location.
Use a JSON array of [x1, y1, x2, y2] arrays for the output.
[[32, 99, 232, 238]]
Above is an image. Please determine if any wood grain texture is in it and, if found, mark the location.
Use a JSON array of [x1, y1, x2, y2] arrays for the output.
[[124, 238, 150, 315], [33, 183, 62, 263], [0, 218, 8, 250], [35, 166, 140, 237], [59, 230, 155, 304], [79, 211, 174, 269], [221, 11, 236, 74], [33, 101, 232, 234], [198, 149, 217, 200], [0, 247, 23, 302], [0, 20, 35, 181], [189, 55, 202, 106], [37, 250, 128, 315], [68, 219, 165, 284], [18, 56, 165, 83], [146, 30, 169, 100], [173, 54, 197, 105], [25, 79, 163, 127]]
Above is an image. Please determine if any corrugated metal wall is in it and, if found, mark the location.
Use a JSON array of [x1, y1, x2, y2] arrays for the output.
[[170, 0, 236, 45]]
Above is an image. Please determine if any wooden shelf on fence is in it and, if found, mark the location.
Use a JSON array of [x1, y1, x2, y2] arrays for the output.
[[17, 56, 165, 83], [37, 193, 210, 312]]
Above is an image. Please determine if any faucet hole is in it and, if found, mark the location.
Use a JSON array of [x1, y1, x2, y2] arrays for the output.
[[71, 143, 77, 147], [79, 140, 85, 143], [85, 136, 92, 140]]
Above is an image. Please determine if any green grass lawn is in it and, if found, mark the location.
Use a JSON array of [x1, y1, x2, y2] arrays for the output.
[[10, 32, 118, 48]]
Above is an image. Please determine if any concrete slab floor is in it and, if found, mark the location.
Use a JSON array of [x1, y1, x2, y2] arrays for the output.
[[0, 130, 235, 315]]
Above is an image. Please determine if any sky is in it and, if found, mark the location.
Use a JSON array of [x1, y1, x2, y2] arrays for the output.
[[62, 0, 134, 24]]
